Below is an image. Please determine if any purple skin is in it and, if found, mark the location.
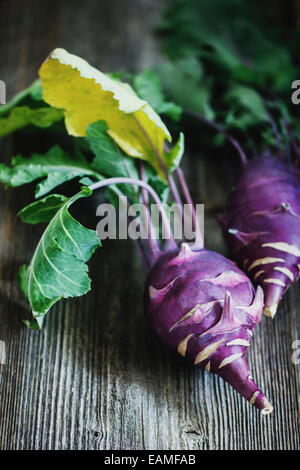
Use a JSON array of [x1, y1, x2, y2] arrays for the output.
[[144, 242, 273, 414], [219, 155, 300, 317]]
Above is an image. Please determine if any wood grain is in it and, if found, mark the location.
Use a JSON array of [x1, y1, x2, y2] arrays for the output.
[[0, 0, 299, 450]]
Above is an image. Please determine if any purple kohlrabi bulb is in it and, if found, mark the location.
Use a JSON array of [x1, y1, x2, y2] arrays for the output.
[[144, 243, 273, 414], [219, 156, 300, 317]]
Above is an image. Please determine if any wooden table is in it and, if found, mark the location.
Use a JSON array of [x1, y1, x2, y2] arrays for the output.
[[0, 0, 299, 450]]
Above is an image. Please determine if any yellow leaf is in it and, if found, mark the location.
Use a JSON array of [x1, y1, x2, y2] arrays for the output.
[[39, 48, 172, 177]]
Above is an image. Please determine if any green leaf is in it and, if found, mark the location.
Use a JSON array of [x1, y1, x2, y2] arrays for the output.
[[19, 188, 101, 325], [224, 85, 268, 130], [86, 120, 139, 201], [158, 0, 300, 150], [79, 176, 95, 187], [0, 106, 63, 138], [133, 69, 181, 121], [86, 121, 138, 178], [166, 132, 184, 171], [147, 175, 170, 204], [18, 194, 68, 224], [23, 317, 45, 330], [0, 79, 43, 117], [0, 145, 100, 198], [156, 58, 214, 120], [161, 0, 297, 91]]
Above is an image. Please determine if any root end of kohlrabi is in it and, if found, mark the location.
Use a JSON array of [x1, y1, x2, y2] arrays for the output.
[[263, 303, 278, 318], [260, 401, 274, 415]]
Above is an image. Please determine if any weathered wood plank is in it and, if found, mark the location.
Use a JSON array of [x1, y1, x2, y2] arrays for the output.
[[0, 0, 299, 450]]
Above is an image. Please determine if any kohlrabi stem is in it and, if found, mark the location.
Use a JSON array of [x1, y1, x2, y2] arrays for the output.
[[139, 162, 162, 258], [168, 173, 184, 216], [133, 115, 185, 214], [268, 95, 299, 161], [132, 238, 150, 270], [89, 177, 177, 263], [135, 115, 208, 249], [282, 117, 300, 165], [133, 115, 167, 174], [139, 163, 150, 206], [176, 167, 204, 249], [139, 162, 174, 253], [185, 111, 248, 166], [265, 106, 282, 154]]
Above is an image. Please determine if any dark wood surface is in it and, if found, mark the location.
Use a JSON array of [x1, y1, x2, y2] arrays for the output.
[[0, 0, 299, 450]]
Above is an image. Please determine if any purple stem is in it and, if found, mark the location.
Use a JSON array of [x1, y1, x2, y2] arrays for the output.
[[89, 177, 177, 264], [282, 117, 300, 165], [140, 163, 149, 206], [168, 173, 184, 216], [265, 107, 282, 155], [133, 115, 185, 214], [176, 167, 204, 249], [185, 111, 248, 166], [132, 238, 150, 270], [133, 115, 167, 174], [140, 162, 178, 252], [139, 162, 161, 256]]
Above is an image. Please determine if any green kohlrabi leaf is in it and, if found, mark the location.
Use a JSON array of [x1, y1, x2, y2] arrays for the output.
[[147, 175, 170, 204], [86, 121, 139, 179], [223, 85, 269, 130], [0, 145, 100, 198], [79, 176, 95, 187], [18, 194, 68, 224], [0, 79, 43, 117], [19, 188, 101, 328], [133, 69, 182, 121], [166, 132, 184, 171], [86, 120, 171, 205], [86, 120, 140, 201], [0, 106, 63, 137], [156, 58, 214, 120], [161, 0, 298, 91]]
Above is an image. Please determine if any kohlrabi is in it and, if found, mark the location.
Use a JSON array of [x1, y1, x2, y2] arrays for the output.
[[144, 244, 271, 413], [219, 153, 300, 318]]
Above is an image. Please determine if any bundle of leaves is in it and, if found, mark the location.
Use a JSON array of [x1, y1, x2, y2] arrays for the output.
[[155, 0, 300, 150], [0, 49, 183, 327]]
